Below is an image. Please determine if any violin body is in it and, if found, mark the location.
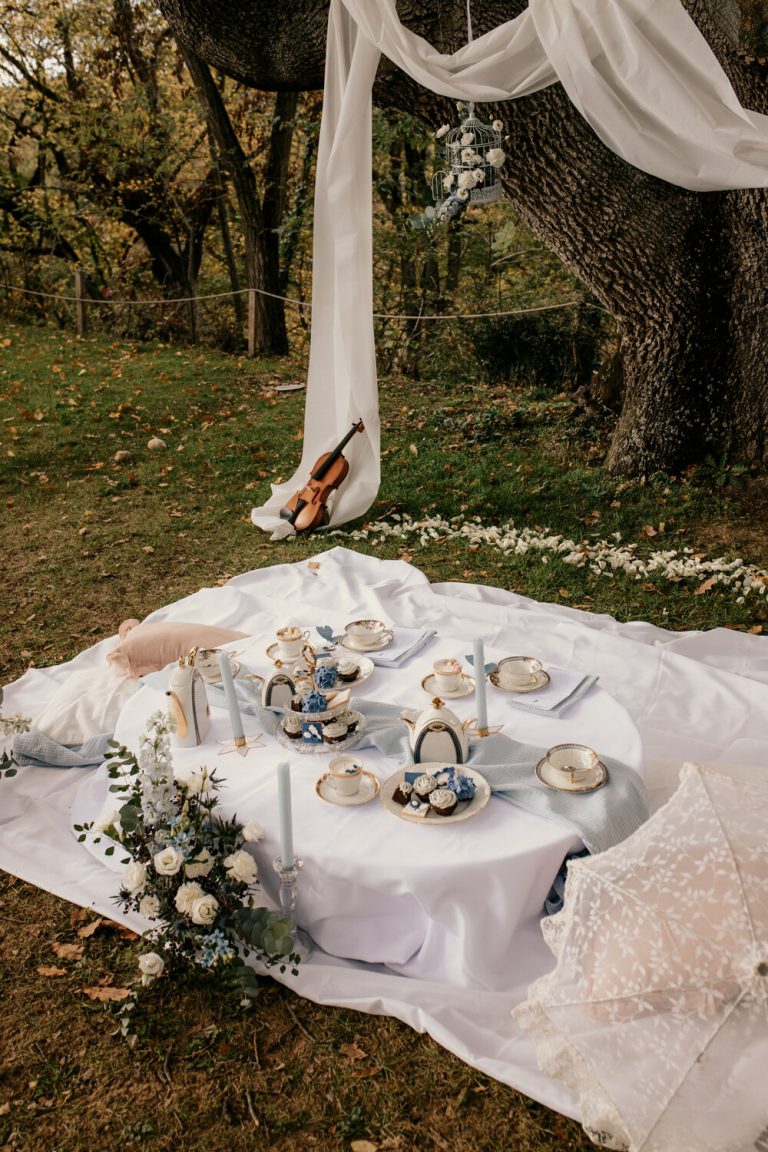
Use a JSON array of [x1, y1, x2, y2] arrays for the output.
[[280, 420, 364, 533]]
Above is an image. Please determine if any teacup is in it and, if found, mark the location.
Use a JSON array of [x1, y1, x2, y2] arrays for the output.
[[328, 755, 363, 796], [496, 655, 543, 688], [276, 625, 310, 661], [543, 743, 599, 784], [344, 619, 387, 649], [433, 657, 463, 694]]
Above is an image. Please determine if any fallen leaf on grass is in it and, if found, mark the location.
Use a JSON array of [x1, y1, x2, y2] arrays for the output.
[[77, 918, 104, 938], [340, 1042, 368, 1061], [694, 576, 718, 596], [36, 966, 68, 977], [349, 1067, 381, 1079], [0, 1102, 10, 1115], [82, 986, 131, 1002], [51, 942, 83, 961], [351, 1142, 378, 1152]]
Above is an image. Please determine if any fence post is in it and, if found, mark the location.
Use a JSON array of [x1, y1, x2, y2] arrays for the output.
[[74, 268, 87, 337], [247, 288, 256, 359]]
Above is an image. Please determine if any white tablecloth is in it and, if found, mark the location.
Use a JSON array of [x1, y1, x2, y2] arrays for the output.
[[82, 627, 641, 992], [2, 546, 766, 1123]]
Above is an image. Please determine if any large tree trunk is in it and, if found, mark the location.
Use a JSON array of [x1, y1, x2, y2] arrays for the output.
[[156, 0, 768, 475], [181, 47, 289, 354]]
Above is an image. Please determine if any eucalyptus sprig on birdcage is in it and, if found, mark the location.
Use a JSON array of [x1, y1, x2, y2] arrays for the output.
[[411, 103, 507, 230]]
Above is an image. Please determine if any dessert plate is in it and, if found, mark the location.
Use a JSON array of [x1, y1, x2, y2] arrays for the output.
[[338, 629, 394, 654], [420, 673, 474, 699], [535, 756, 608, 793], [380, 764, 490, 824], [315, 770, 380, 806], [273, 711, 366, 754], [489, 668, 550, 694]]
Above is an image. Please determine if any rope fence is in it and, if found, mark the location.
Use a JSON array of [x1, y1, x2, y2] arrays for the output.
[[2, 274, 603, 356]]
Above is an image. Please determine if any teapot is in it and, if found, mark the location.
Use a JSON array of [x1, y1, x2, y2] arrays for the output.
[[400, 697, 475, 764]]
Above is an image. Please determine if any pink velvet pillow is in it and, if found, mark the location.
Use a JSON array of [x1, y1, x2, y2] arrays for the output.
[[108, 621, 248, 678]]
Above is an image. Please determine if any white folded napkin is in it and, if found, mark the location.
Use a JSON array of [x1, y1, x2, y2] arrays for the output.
[[502, 669, 598, 716], [368, 627, 437, 668]]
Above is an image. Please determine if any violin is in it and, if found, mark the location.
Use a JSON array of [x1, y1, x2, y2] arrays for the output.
[[280, 419, 365, 533]]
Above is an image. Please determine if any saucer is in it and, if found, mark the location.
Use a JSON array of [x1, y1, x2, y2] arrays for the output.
[[334, 654, 375, 687], [266, 641, 316, 665], [535, 756, 608, 793], [380, 765, 491, 824], [316, 770, 380, 806], [420, 673, 475, 699], [339, 629, 394, 654], [489, 668, 550, 694], [198, 659, 240, 684]]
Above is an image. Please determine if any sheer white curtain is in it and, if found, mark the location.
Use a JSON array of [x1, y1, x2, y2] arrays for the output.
[[251, 0, 768, 537]]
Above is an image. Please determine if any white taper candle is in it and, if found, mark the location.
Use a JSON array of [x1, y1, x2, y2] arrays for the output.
[[218, 649, 245, 743], [473, 639, 488, 732], [276, 761, 294, 868]]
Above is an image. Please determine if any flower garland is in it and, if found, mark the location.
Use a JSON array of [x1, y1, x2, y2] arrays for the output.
[[331, 513, 768, 602], [76, 710, 298, 1021]]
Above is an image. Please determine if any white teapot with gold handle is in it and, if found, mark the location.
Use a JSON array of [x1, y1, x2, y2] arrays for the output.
[[400, 697, 474, 764]]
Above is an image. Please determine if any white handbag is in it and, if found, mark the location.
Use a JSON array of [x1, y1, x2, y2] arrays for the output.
[[166, 651, 211, 747]]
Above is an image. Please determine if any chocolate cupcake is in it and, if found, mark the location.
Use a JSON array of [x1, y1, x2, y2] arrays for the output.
[[282, 714, 303, 740], [336, 659, 360, 683], [323, 720, 348, 745], [336, 708, 359, 733], [413, 773, 437, 800], [392, 780, 413, 806], [429, 787, 458, 816]]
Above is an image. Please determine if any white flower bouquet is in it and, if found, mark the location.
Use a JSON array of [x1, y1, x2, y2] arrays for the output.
[[81, 710, 297, 1003]]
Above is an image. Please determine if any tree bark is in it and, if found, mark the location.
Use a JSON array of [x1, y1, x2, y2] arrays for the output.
[[156, 0, 768, 474], [181, 47, 289, 353]]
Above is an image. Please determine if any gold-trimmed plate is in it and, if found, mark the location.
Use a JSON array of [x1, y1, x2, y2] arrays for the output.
[[380, 764, 490, 824], [315, 770, 380, 806], [489, 668, 551, 694], [535, 756, 608, 793]]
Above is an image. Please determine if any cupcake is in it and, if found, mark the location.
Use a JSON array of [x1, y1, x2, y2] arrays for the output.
[[336, 659, 359, 683], [323, 720, 348, 745], [392, 780, 413, 806], [314, 660, 338, 690], [413, 773, 437, 800], [336, 708, 359, 733], [429, 787, 458, 816], [282, 713, 303, 740]]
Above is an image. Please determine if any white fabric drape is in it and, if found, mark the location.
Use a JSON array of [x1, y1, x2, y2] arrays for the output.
[[251, 0, 768, 537]]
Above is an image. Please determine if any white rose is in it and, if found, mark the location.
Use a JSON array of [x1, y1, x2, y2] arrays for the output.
[[458, 171, 476, 192], [242, 821, 265, 844], [185, 848, 214, 878], [139, 894, 161, 919], [122, 860, 147, 893], [474, 168, 485, 184], [138, 951, 165, 985], [492, 119, 503, 132], [177, 768, 211, 796], [434, 123, 450, 139], [461, 148, 477, 163], [93, 808, 120, 835], [461, 131, 475, 145], [223, 849, 258, 886], [174, 881, 204, 916], [442, 173, 455, 192], [153, 846, 184, 876], [486, 147, 506, 168], [190, 894, 219, 926]]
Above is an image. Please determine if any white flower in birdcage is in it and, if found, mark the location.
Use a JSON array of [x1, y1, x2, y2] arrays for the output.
[[435, 123, 450, 139], [461, 147, 477, 163], [486, 147, 506, 168], [461, 131, 475, 145], [457, 170, 476, 192], [492, 119, 503, 132], [443, 173, 455, 191]]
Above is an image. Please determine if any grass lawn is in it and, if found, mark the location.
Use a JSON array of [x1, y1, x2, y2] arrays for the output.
[[1, 321, 766, 1151]]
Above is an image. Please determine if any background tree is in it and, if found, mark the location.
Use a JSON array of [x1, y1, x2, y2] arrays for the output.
[[154, 0, 768, 477]]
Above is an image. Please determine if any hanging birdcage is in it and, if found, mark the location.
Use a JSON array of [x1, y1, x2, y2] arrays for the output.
[[415, 104, 506, 227]]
